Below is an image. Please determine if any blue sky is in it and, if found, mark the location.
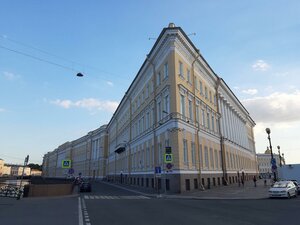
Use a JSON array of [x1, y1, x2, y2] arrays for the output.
[[1, 0, 300, 165]]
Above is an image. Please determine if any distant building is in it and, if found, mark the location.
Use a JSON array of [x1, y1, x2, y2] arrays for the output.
[[10, 165, 31, 176], [257, 147, 285, 178], [0, 159, 11, 176], [31, 169, 42, 176]]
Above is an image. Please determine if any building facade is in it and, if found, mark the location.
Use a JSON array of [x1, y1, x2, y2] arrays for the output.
[[43, 125, 107, 179], [257, 147, 285, 178], [43, 24, 257, 193]]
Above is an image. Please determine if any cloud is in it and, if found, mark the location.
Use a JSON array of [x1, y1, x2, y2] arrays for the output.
[[106, 81, 114, 87], [242, 89, 258, 95], [252, 60, 270, 71], [242, 90, 300, 123], [51, 98, 119, 113], [2, 71, 21, 81]]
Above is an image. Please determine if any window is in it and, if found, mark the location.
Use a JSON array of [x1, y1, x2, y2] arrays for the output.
[[183, 139, 188, 164], [210, 148, 214, 169], [195, 104, 199, 123], [179, 61, 183, 77], [212, 114, 215, 132], [188, 99, 193, 120], [191, 142, 195, 165], [164, 63, 168, 79], [215, 150, 219, 168], [146, 112, 150, 129], [146, 147, 150, 167], [207, 112, 210, 129], [180, 94, 185, 116], [209, 91, 212, 103], [187, 69, 191, 83], [164, 95, 169, 113], [195, 77, 198, 90], [157, 72, 161, 86], [142, 116, 144, 132], [201, 109, 205, 126], [150, 80, 154, 93], [216, 118, 219, 133], [157, 101, 162, 121], [205, 87, 208, 99], [200, 81, 203, 95], [146, 84, 149, 98], [158, 143, 162, 164], [204, 146, 209, 168], [214, 94, 217, 105], [199, 144, 203, 167]]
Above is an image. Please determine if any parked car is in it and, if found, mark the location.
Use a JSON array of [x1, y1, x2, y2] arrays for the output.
[[79, 180, 91, 192], [291, 180, 300, 194], [269, 181, 297, 198]]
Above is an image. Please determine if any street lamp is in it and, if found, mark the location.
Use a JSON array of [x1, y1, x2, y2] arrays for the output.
[[277, 145, 282, 167], [265, 128, 277, 181]]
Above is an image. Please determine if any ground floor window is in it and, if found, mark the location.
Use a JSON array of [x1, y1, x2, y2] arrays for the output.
[[185, 179, 190, 191], [166, 179, 170, 191], [194, 178, 198, 189]]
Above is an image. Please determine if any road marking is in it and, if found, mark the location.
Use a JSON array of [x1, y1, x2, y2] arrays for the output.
[[81, 198, 92, 225], [78, 197, 84, 225], [84, 195, 150, 200]]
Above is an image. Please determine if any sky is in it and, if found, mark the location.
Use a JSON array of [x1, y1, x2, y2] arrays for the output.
[[0, 0, 299, 165]]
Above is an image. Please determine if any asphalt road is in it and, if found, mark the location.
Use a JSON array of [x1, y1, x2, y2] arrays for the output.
[[81, 182, 300, 225], [1, 181, 299, 225]]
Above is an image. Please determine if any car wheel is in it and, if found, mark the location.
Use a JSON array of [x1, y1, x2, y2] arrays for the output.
[[287, 192, 291, 199]]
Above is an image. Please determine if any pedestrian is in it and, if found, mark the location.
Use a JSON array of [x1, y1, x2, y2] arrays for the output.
[[238, 178, 241, 187], [253, 176, 257, 187], [264, 179, 267, 187], [241, 178, 244, 187]]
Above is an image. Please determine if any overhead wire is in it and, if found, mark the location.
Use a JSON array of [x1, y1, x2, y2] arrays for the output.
[[0, 34, 127, 79]]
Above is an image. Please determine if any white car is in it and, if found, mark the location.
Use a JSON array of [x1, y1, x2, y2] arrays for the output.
[[269, 181, 297, 198]]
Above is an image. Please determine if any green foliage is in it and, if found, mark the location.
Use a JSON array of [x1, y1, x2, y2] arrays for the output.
[[27, 163, 42, 171]]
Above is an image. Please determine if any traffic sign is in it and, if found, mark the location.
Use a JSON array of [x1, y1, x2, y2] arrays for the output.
[[271, 158, 276, 166], [164, 154, 173, 163], [68, 168, 74, 174], [165, 146, 172, 154], [62, 160, 71, 168], [155, 166, 161, 174], [272, 164, 277, 170], [166, 163, 173, 170]]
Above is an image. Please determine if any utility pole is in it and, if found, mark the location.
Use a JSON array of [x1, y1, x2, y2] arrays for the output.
[[17, 155, 29, 200]]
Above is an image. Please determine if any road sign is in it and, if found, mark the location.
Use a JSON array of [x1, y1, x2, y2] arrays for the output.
[[271, 158, 276, 166], [164, 154, 173, 163], [166, 163, 173, 170], [62, 160, 71, 168], [165, 146, 172, 154], [68, 168, 74, 174], [155, 166, 161, 174], [272, 164, 277, 170]]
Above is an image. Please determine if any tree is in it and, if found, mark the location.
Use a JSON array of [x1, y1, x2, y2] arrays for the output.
[[27, 163, 42, 171]]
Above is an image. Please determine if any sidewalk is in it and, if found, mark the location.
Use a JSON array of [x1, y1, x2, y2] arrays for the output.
[[100, 179, 271, 200]]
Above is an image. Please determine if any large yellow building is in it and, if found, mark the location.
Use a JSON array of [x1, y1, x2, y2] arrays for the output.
[[43, 24, 257, 193]]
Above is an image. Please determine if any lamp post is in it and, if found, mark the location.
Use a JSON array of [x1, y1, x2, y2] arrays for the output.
[[277, 145, 282, 167], [265, 128, 277, 182]]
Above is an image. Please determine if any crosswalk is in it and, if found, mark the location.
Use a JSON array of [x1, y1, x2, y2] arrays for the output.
[[84, 195, 150, 200]]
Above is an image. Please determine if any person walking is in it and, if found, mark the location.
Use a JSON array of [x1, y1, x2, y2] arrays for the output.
[[253, 176, 257, 187]]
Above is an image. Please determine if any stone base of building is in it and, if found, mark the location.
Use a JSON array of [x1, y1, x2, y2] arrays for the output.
[[106, 172, 257, 193]]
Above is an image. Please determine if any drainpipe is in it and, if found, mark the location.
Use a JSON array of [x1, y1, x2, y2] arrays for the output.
[[146, 54, 159, 195], [215, 77, 228, 185], [191, 49, 204, 190]]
